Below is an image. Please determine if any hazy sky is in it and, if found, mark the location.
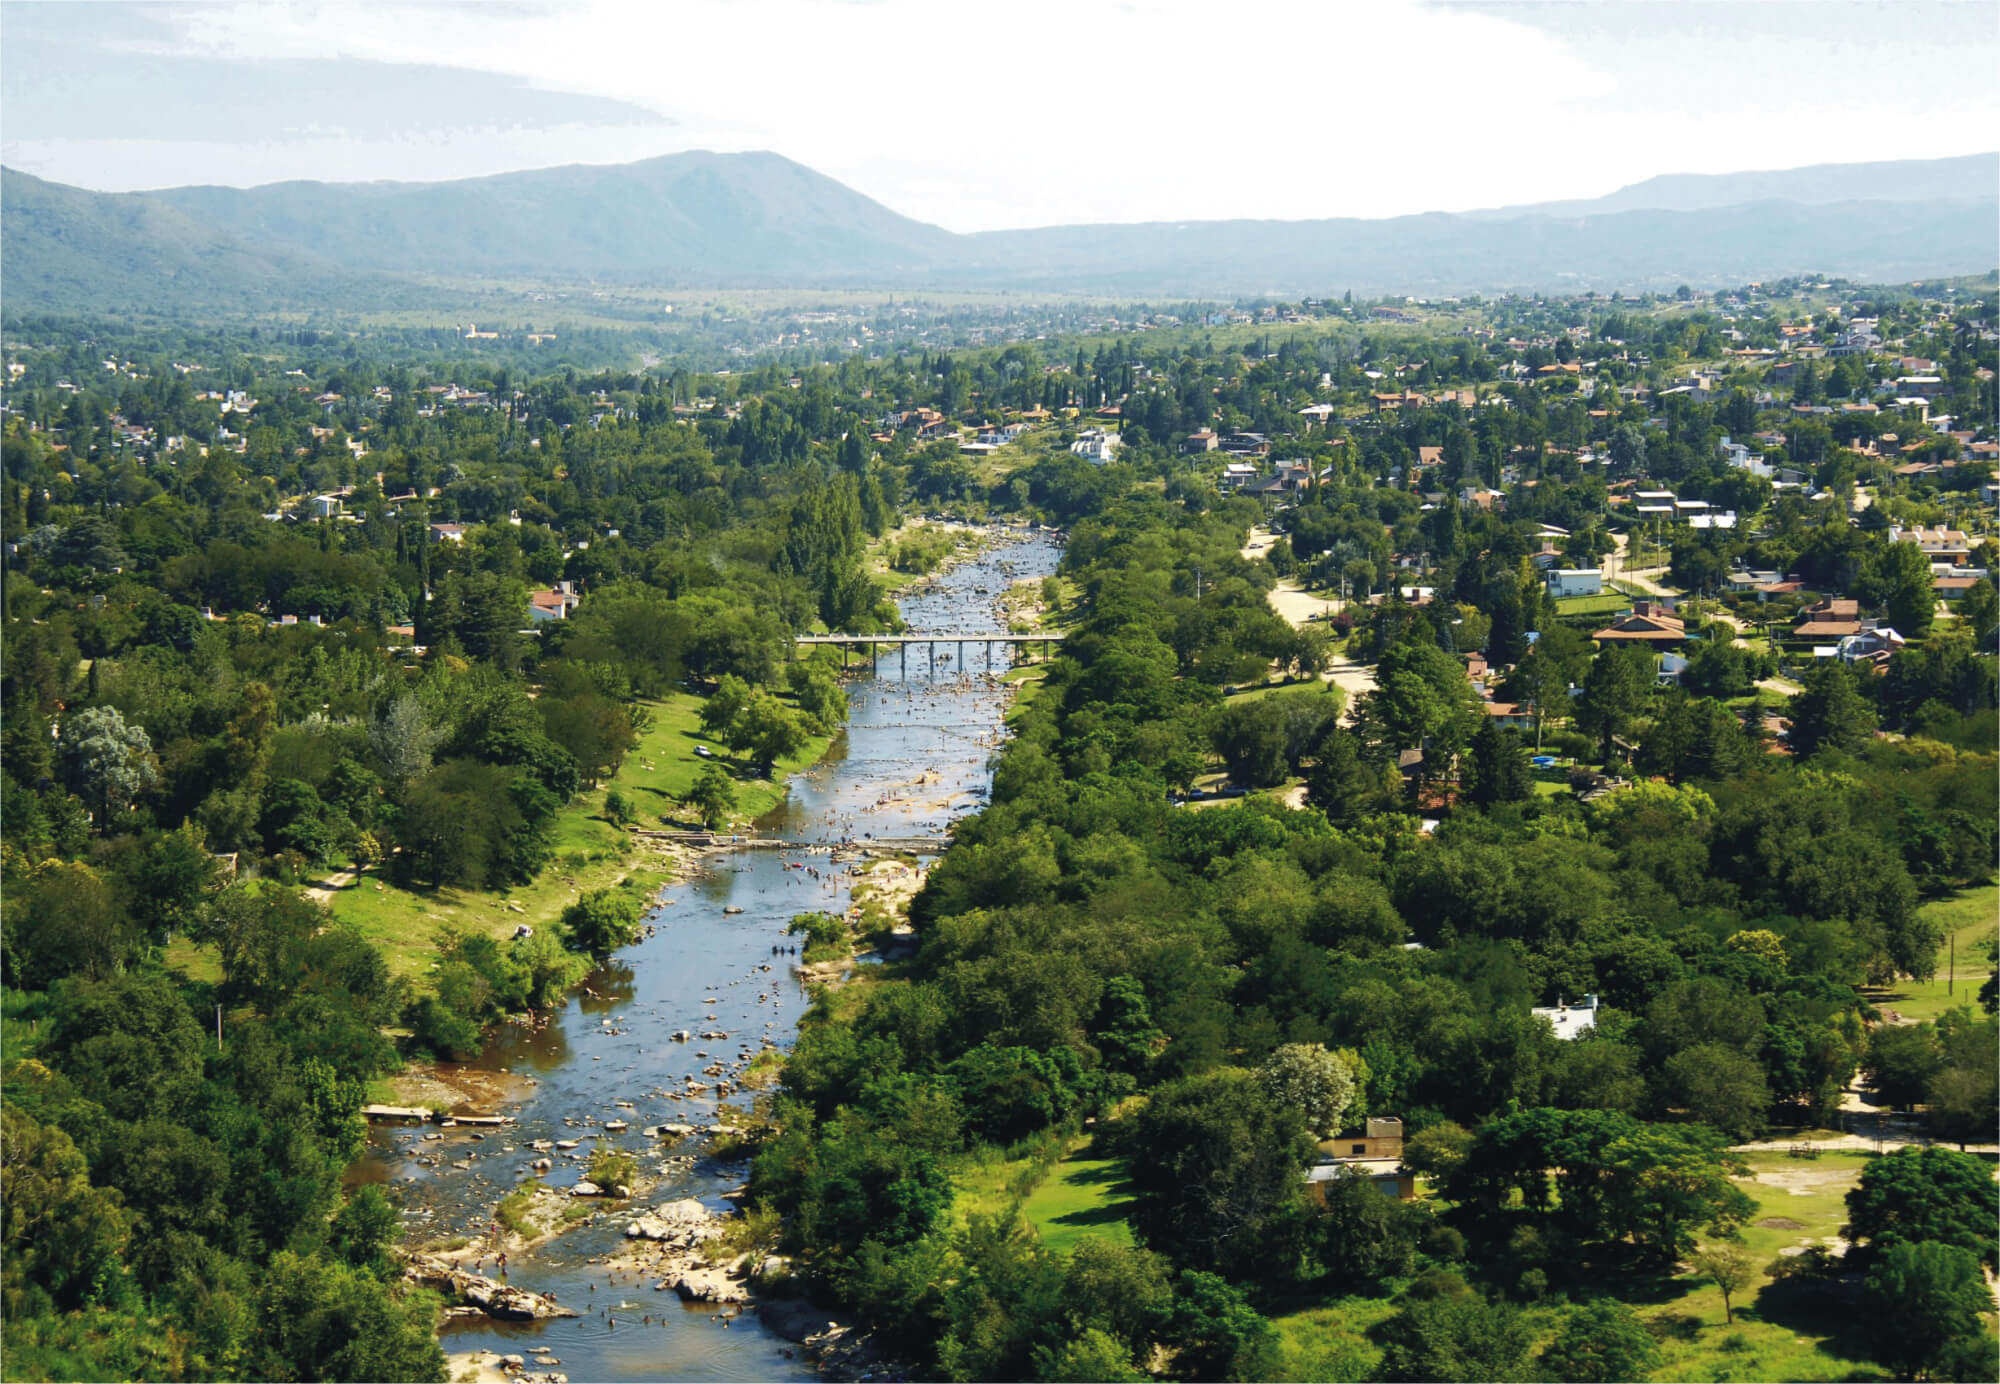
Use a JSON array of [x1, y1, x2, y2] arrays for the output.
[[4, 0, 1996, 231]]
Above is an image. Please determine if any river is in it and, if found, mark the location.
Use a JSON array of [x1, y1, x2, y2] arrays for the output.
[[366, 529, 1062, 1382]]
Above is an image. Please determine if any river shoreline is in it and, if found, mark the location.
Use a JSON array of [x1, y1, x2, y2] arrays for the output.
[[380, 530, 1061, 1384]]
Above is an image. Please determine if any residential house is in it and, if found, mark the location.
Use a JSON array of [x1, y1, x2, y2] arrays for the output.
[[1592, 602, 1686, 647], [1070, 430, 1122, 466], [1183, 429, 1219, 453], [1546, 569, 1603, 599], [428, 522, 467, 543], [1839, 626, 1906, 664], [1890, 525, 1971, 565], [1792, 597, 1862, 638], [1935, 574, 1984, 603], [1483, 702, 1534, 731], [1531, 995, 1601, 1040], [1306, 1117, 1415, 1203], [527, 582, 580, 622]]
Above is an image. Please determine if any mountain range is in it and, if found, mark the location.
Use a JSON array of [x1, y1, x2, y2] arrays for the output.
[[3, 151, 1994, 313]]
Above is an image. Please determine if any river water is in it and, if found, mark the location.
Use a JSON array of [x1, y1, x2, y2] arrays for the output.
[[368, 530, 1061, 1382]]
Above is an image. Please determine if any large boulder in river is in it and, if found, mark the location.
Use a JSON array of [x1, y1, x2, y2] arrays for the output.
[[625, 1198, 719, 1245], [401, 1255, 577, 1321], [671, 1263, 749, 1304]]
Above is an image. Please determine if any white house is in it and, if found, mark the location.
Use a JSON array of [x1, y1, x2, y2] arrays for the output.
[[1546, 569, 1603, 598], [1070, 430, 1122, 466], [1531, 995, 1600, 1040]]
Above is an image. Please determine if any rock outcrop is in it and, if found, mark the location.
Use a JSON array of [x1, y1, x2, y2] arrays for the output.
[[402, 1255, 578, 1321]]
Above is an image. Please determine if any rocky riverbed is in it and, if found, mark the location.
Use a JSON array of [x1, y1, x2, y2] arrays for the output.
[[370, 531, 1062, 1382]]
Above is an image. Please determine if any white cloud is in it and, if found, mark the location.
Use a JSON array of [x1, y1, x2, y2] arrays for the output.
[[9, 0, 1997, 230]]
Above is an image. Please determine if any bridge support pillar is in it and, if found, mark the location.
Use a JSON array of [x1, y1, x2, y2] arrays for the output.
[[900, 643, 907, 677]]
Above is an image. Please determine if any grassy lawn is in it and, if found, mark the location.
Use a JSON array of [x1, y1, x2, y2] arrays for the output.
[[1640, 1149, 1894, 1382], [1554, 593, 1631, 618], [168, 691, 831, 983], [1264, 1150, 1984, 1383], [1224, 679, 1344, 706], [1016, 1153, 1137, 1254], [951, 1136, 1137, 1254], [1268, 1297, 1399, 1382], [1865, 884, 1999, 1023]]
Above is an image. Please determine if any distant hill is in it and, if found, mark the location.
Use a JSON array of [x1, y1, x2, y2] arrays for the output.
[[957, 196, 2000, 296], [0, 167, 361, 312], [1465, 152, 1999, 220], [3, 150, 1994, 313], [147, 151, 961, 282]]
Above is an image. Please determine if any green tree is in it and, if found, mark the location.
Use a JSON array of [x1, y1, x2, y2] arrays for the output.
[[1865, 1023, 1943, 1109], [1664, 1043, 1770, 1141], [1256, 1043, 1362, 1138], [1377, 1279, 1534, 1383], [394, 759, 525, 889], [121, 823, 222, 940], [510, 926, 589, 1008], [1163, 1270, 1281, 1383], [1866, 536, 1938, 639], [689, 762, 738, 829], [1859, 1241, 1991, 1380], [1537, 1299, 1661, 1383], [1303, 723, 1389, 825], [1351, 638, 1483, 787], [1505, 623, 1591, 746], [1690, 1241, 1758, 1325], [1926, 1015, 1999, 1151], [57, 705, 158, 828], [1124, 1070, 1313, 1279], [1786, 661, 1877, 757], [0, 1106, 132, 1315], [559, 888, 642, 957], [728, 689, 809, 777], [1844, 1146, 1999, 1272], [1466, 720, 1532, 806], [1575, 644, 1653, 762], [4, 862, 139, 987], [253, 1249, 446, 1382], [1033, 1328, 1144, 1383]]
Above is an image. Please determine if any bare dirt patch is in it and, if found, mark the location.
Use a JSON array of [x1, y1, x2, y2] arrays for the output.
[[385, 1063, 535, 1115], [1757, 1216, 1808, 1230], [1750, 1164, 1856, 1196]]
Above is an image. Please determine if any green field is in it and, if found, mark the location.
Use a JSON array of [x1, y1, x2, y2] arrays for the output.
[[1268, 1297, 1400, 1382], [1865, 884, 2000, 1023], [1554, 593, 1632, 618], [1017, 1153, 1137, 1254], [167, 690, 831, 982], [950, 1136, 1137, 1255], [1265, 1151, 1911, 1383], [1641, 1150, 1898, 1382]]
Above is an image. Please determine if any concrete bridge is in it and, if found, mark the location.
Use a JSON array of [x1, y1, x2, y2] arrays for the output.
[[794, 631, 1060, 673]]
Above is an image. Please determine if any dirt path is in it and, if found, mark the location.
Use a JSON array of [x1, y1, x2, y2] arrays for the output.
[[1244, 527, 1377, 699], [303, 867, 358, 902], [1602, 532, 1676, 597]]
